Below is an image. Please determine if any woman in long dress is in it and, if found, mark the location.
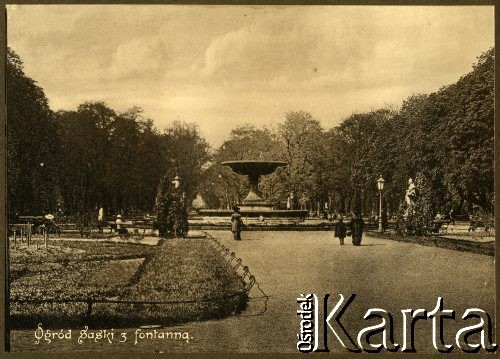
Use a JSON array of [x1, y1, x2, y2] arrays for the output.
[[349, 213, 364, 246], [231, 206, 243, 240]]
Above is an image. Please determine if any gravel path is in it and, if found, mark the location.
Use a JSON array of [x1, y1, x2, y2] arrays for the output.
[[10, 231, 495, 353]]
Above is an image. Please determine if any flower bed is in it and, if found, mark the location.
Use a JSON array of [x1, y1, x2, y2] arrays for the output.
[[118, 239, 248, 325], [10, 258, 144, 328], [10, 240, 155, 264], [9, 240, 155, 284], [9, 238, 247, 328], [367, 231, 494, 256]]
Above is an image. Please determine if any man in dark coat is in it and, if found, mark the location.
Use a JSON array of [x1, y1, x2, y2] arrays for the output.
[[334, 215, 347, 245], [349, 213, 364, 246], [231, 206, 243, 240]]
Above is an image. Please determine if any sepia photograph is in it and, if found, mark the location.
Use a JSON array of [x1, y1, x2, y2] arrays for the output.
[[4, 4, 496, 354]]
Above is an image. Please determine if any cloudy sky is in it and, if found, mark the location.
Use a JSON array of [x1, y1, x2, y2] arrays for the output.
[[7, 5, 494, 147]]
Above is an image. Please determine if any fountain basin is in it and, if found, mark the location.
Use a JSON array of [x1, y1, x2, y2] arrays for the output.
[[197, 209, 308, 218], [220, 160, 287, 176]]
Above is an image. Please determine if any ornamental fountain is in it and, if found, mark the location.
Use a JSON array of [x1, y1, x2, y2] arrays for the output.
[[221, 160, 286, 211], [198, 160, 308, 218]]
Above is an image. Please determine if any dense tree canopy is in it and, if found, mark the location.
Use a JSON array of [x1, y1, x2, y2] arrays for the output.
[[56, 103, 175, 215], [200, 48, 494, 217], [7, 48, 210, 220], [7, 47, 61, 216], [7, 47, 494, 220]]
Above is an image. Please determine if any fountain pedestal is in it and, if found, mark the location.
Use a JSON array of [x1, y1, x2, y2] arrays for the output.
[[238, 172, 273, 211]]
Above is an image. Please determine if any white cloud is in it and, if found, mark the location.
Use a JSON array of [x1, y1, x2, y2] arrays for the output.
[[110, 37, 168, 78], [7, 5, 494, 147]]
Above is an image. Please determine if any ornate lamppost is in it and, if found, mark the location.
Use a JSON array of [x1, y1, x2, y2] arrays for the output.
[[218, 174, 230, 209], [377, 176, 385, 233], [169, 174, 188, 238]]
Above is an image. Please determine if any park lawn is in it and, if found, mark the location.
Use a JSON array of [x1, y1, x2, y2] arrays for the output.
[[129, 239, 245, 301], [10, 240, 156, 264], [93, 239, 248, 327], [10, 258, 144, 300], [9, 237, 247, 328], [10, 258, 145, 328], [9, 240, 155, 285]]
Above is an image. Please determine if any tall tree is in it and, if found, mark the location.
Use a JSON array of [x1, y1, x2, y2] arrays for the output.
[[7, 47, 61, 217], [161, 121, 211, 206], [58, 102, 116, 215], [438, 48, 494, 213], [277, 111, 326, 210], [200, 125, 280, 208]]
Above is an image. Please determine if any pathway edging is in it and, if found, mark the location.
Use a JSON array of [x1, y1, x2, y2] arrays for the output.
[[367, 231, 494, 256]]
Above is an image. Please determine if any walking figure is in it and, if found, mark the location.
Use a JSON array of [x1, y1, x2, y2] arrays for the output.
[[449, 208, 455, 225], [349, 212, 365, 246], [116, 214, 128, 235], [334, 215, 347, 245], [231, 205, 243, 241], [97, 205, 104, 233]]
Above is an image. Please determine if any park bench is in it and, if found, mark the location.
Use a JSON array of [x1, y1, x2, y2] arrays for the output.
[[468, 216, 493, 232], [14, 214, 157, 238], [17, 216, 62, 237], [429, 219, 451, 234], [121, 218, 157, 235], [8, 223, 34, 248], [93, 217, 157, 235], [9, 222, 56, 249]]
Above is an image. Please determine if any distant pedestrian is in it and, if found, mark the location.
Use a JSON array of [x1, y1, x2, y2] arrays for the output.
[[468, 215, 476, 232], [382, 210, 388, 231], [116, 214, 128, 235], [286, 192, 296, 210], [231, 206, 243, 240], [97, 205, 104, 233], [349, 212, 364, 246], [334, 215, 347, 245], [449, 209, 455, 225]]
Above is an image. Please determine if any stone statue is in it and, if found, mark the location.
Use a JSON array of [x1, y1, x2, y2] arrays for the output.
[[405, 178, 416, 205], [287, 192, 295, 210], [404, 178, 417, 217]]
